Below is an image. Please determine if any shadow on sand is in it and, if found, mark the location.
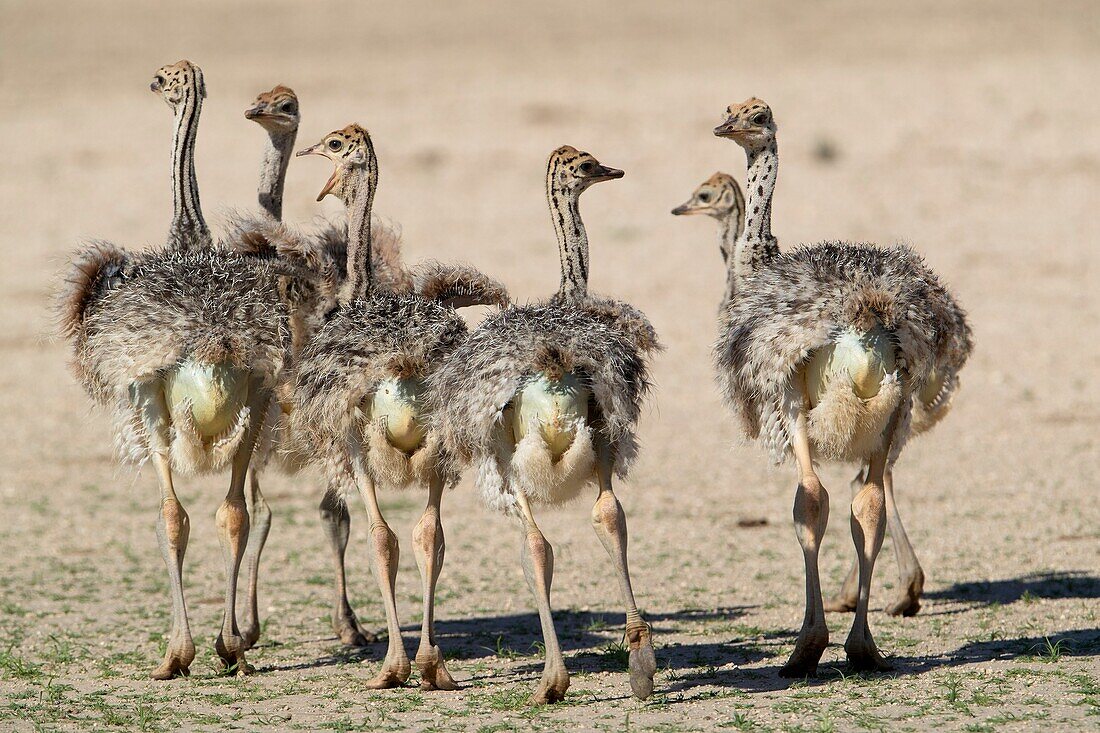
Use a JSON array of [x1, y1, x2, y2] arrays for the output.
[[924, 570, 1100, 606], [264, 575, 1099, 696]]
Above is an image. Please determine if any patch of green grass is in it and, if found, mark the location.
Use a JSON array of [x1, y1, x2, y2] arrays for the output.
[[482, 634, 525, 661], [599, 640, 629, 668], [0, 643, 42, 680], [1032, 637, 1070, 663], [470, 685, 531, 712], [720, 712, 758, 730]]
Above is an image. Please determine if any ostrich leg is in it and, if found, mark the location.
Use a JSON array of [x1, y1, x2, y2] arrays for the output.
[[412, 472, 457, 690], [825, 470, 863, 613], [826, 467, 924, 617], [318, 486, 375, 645], [134, 383, 196, 680], [779, 382, 831, 678], [351, 458, 411, 688], [515, 492, 569, 705], [844, 406, 905, 672], [883, 469, 925, 617], [590, 423, 656, 700], [239, 468, 271, 649], [214, 386, 272, 676]]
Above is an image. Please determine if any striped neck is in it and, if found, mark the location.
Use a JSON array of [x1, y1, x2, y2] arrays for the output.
[[341, 145, 378, 303], [168, 81, 210, 250], [547, 159, 588, 302], [734, 141, 778, 279], [718, 213, 741, 302], [258, 128, 296, 220]]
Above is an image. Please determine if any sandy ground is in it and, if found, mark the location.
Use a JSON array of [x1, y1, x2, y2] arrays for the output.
[[1, 1, 1098, 731]]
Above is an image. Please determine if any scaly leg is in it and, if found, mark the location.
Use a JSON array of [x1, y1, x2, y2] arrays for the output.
[[515, 492, 569, 705], [591, 425, 656, 700], [828, 467, 924, 617], [214, 384, 269, 675], [319, 485, 375, 646], [134, 383, 196, 680], [413, 472, 457, 690], [844, 407, 905, 672], [824, 470, 864, 613], [352, 456, 410, 688], [239, 468, 271, 649], [883, 469, 924, 617], [780, 381, 831, 678]]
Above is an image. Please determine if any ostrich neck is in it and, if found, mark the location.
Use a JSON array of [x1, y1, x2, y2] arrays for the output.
[[549, 178, 588, 302], [342, 160, 378, 303], [258, 129, 296, 221], [733, 142, 778, 280], [169, 87, 209, 249], [718, 213, 741, 303]]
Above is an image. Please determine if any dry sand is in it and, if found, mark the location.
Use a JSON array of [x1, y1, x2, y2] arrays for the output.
[[1, 1, 1098, 730]]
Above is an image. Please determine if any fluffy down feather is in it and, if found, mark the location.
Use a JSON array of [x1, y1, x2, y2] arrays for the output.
[[58, 244, 291, 466], [313, 216, 414, 295], [715, 242, 970, 463], [431, 295, 662, 509], [291, 291, 469, 488], [413, 260, 510, 309]]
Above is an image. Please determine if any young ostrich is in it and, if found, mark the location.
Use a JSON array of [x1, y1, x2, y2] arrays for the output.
[[710, 98, 971, 675], [291, 124, 506, 690], [56, 61, 291, 679], [432, 146, 662, 704], [229, 94, 508, 651], [673, 178, 970, 621], [230, 85, 372, 650], [670, 171, 745, 302]]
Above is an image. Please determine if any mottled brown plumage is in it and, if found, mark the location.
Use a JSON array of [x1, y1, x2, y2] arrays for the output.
[[712, 98, 973, 677], [716, 242, 971, 462], [433, 297, 659, 505], [431, 146, 660, 704], [289, 123, 500, 690], [55, 61, 291, 681]]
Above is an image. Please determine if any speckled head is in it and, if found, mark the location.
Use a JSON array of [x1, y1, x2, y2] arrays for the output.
[[547, 145, 624, 195], [296, 123, 375, 201], [671, 171, 744, 219], [149, 60, 205, 109], [244, 85, 299, 133], [714, 98, 776, 151]]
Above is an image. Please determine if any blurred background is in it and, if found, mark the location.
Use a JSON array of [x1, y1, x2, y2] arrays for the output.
[[1, 1, 1097, 729]]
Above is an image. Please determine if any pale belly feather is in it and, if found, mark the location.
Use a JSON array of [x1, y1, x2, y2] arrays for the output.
[[806, 325, 897, 408], [165, 360, 249, 438], [511, 372, 590, 460], [370, 377, 427, 454]]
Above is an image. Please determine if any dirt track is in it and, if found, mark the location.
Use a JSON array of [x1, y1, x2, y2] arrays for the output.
[[1, 1, 1098, 730]]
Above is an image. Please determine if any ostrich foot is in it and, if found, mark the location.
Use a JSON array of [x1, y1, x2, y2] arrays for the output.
[[150, 639, 195, 680], [334, 608, 377, 647], [364, 657, 411, 689], [779, 625, 828, 678], [885, 570, 924, 617], [626, 621, 656, 700], [216, 633, 254, 676], [150, 660, 190, 680], [531, 664, 570, 705], [415, 644, 458, 691], [845, 630, 892, 672]]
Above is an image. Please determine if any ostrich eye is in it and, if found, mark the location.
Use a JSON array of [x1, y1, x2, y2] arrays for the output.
[[697, 192, 711, 203], [752, 112, 769, 125], [328, 139, 343, 151], [579, 161, 595, 174], [281, 102, 296, 113], [154, 75, 166, 86]]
